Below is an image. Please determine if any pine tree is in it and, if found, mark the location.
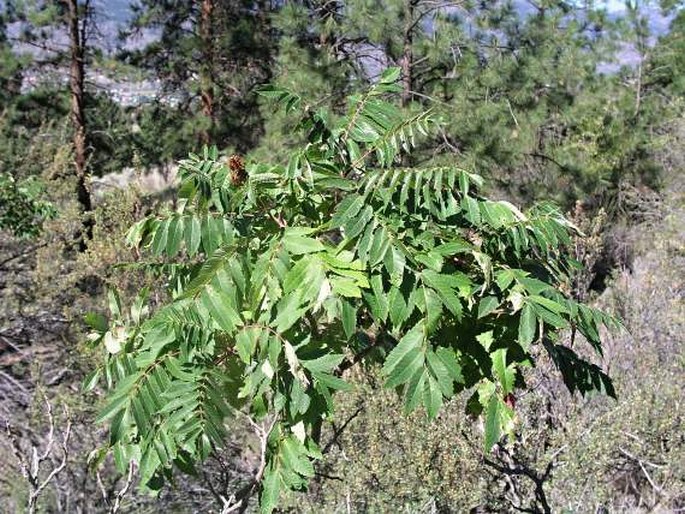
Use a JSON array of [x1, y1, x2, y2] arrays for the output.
[[649, 1, 685, 95], [4, 0, 97, 243], [401, 1, 629, 205], [0, 2, 25, 106], [64, 0, 93, 242], [253, 0, 357, 162], [122, 0, 277, 152]]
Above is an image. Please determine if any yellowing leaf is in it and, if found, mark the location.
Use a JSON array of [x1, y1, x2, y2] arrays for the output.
[[284, 341, 309, 386], [291, 421, 306, 443], [261, 360, 275, 380]]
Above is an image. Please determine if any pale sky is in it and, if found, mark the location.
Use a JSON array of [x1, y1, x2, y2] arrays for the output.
[[605, 0, 626, 11]]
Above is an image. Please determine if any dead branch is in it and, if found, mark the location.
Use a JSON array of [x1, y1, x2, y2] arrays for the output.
[[4, 395, 72, 514], [219, 414, 278, 514], [96, 459, 136, 514]]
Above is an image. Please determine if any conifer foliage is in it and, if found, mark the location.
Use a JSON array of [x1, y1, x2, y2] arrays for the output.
[[87, 69, 620, 512]]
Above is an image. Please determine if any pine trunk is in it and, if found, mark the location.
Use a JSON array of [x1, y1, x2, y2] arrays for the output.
[[199, 0, 215, 145], [66, 0, 92, 243], [401, 0, 414, 107]]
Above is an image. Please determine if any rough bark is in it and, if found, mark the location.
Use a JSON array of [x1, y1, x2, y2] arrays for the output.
[[65, 0, 92, 243], [401, 0, 415, 107], [199, 0, 215, 145]]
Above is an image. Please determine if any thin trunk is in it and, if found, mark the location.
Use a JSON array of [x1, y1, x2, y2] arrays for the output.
[[65, 0, 92, 244], [401, 0, 414, 107], [400, 0, 415, 168], [634, 59, 642, 116], [199, 0, 215, 145]]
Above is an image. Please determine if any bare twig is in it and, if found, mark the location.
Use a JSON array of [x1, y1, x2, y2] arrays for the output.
[[110, 460, 135, 514], [483, 453, 553, 514], [323, 405, 365, 455], [5, 396, 71, 514], [0, 243, 48, 270], [96, 460, 136, 514], [219, 414, 278, 514], [618, 447, 665, 496]]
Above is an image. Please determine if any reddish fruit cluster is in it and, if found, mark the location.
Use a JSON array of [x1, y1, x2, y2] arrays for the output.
[[228, 154, 246, 186]]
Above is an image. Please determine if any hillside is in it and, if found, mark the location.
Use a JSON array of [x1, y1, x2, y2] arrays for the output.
[[1, 1, 684, 512]]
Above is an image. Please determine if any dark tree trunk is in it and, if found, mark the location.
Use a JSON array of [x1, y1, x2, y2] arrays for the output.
[[401, 0, 415, 107], [65, 0, 92, 245], [199, 0, 215, 145]]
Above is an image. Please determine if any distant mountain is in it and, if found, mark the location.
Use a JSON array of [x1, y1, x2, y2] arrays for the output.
[[98, 1, 671, 34], [94, 0, 132, 24]]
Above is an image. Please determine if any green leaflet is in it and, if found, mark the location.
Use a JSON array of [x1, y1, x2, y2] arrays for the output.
[[283, 254, 326, 306], [435, 347, 463, 384], [272, 292, 308, 333], [282, 228, 325, 255], [478, 295, 500, 319], [82, 368, 101, 392], [422, 270, 465, 319], [484, 393, 516, 452], [388, 286, 411, 328], [426, 350, 454, 398], [414, 286, 442, 332], [181, 246, 235, 299], [301, 353, 345, 373], [330, 194, 364, 229], [365, 274, 389, 323], [340, 299, 357, 339], [415, 251, 443, 272], [235, 327, 261, 363], [491, 349, 515, 395], [201, 285, 242, 332], [528, 294, 569, 315], [380, 66, 401, 83], [518, 303, 537, 350], [330, 277, 362, 298], [462, 196, 482, 225], [386, 348, 424, 389], [382, 323, 462, 418], [313, 371, 352, 392], [151, 218, 170, 256], [384, 245, 406, 287], [201, 214, 222, 255], [424, 375, 443, 419], [532, 302, 569, 329], [185, 214, 202, 256], [368, 226, 391, 266], [382, 324, 425, 380], [96, 391, 130, 424], [344, 205, 374, 239], [484, 394, 502, 451], [166, 216, 184, 257], [495, 268, 516, 291], [405, 367, 427, 413], [260, 465, 281, 514]]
